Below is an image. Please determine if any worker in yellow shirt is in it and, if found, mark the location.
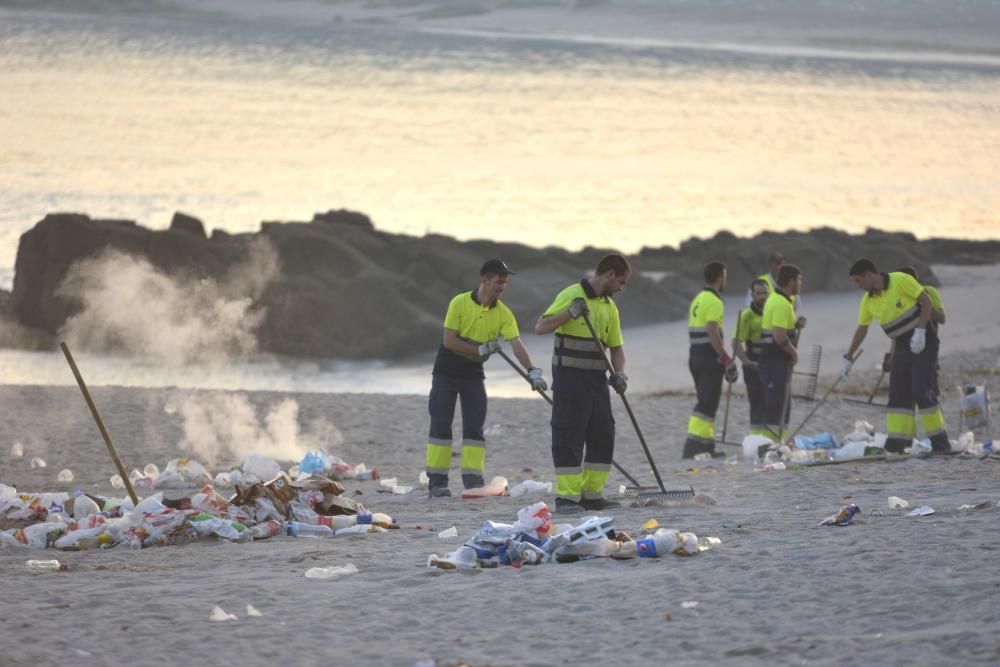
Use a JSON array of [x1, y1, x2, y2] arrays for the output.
[[759, 264, 803, 442], [535, 254, 630, 514], [896, 265, 946, 401], [733, 278, 770, 437], [840, 259, 950, 454], [682, 262, 738, 458], [425, 259, 545, 498]]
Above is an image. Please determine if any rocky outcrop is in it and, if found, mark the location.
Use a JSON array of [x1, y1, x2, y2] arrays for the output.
[[8, 212, 1000, 360]]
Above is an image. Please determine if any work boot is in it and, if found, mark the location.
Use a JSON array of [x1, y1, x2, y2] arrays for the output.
[[554, 497, 584, 515], [462, 473, 485, 490], [579, 497, 621, 511], [428, 486, 452, 499]]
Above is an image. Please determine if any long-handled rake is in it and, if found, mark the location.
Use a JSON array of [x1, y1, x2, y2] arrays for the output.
[[578, 312, 695, 505], [841, 365, 888, 408], [494, 347, 648, 490], [718, 307, 743, 448], [787, 348, 864, 443]]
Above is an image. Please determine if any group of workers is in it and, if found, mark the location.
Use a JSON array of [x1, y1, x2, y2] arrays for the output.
[[423, 252, 950, 515]]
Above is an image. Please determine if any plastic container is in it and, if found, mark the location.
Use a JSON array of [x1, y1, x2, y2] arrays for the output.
[[248, 520, 283, 540], [285, 521, 333, 538], [304, 563, 359, 579], [509, 480, 553, 497], [636, 529, 682, 558], [72, 493, 100, 519], [26, 559, 66, 571]]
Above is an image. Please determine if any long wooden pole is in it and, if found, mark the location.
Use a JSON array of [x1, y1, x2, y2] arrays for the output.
[[60, 342, 140, 504]]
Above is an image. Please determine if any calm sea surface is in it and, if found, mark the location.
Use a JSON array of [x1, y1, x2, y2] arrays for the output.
[[2, 9, 999, 291], [1, 9, 998, 392]]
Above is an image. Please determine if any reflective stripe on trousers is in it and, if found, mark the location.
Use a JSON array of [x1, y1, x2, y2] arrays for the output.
[[551, 389, 615, 500], [425, 374, 488, 481], [884, 328, 949, 453], [682, 353, 723, 458]]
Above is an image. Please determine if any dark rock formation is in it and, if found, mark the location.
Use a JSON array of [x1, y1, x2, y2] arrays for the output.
[[7, 211, 1000, 360]]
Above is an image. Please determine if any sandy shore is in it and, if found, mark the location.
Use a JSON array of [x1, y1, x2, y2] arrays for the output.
[[2, 336, 998, 666]]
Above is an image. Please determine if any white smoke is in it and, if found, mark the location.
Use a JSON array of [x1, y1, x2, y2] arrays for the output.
[[171, 391, 343, 467], [57, 238, 279, 366]]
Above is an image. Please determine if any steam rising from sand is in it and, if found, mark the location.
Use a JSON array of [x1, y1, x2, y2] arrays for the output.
[[172, 392, 343, 466], [57, 239, 278, 366]]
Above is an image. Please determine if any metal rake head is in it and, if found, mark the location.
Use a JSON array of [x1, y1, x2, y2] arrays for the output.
[[619, 485, 696, 506]]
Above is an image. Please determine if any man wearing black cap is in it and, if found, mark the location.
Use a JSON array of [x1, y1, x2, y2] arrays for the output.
[[425, 259, 545, 498]]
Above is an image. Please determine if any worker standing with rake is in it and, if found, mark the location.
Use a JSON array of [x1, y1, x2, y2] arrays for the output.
[[535, 254, 631, 514]]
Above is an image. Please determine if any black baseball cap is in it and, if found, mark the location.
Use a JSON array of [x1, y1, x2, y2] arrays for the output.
[[480, 258, 516, 276]]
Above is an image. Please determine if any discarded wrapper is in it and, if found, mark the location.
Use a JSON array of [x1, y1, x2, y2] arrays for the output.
[[819, 503, 861, 526]]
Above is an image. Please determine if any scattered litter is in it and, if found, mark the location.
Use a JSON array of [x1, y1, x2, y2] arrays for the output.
[[417, 471, 429, 488], [30, 457, 46, 469], [304, 563, 359, 579], [681, 601, 699, 609], [427, 504, 709, 570], [640, 518, 659, 531], [298, 448, 377, 481], [10, 442, 23, 459], [819, 504, 861, 526], [958, 501, 992, 511], [697, 536, 721, 551], [438, 526, 458, 538], [245, 604, 263, 617], [906, 506, 935, 516], [56, 469, 74, 482], [110, 474, 125, 490], [209, 606, 238, 622], [25, 559, 66, 571], [509, 480, 552, 497], [887, 496, 909, 510], [460, 476, 509, 499]]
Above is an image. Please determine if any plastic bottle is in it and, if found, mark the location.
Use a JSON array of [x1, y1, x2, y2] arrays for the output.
[[697, 536, 721, 552], [509, 480, 553, 498], [26, 559, 66, 571], [635, 528, 681, 558], [72, 493, 100, 519], [285, 521, 333, 538], [304, 563, 359, 579], [248, 520, 283, 540]]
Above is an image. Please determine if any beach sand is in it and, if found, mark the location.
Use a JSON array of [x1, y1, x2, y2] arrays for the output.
[[2, 336, 998, 666]]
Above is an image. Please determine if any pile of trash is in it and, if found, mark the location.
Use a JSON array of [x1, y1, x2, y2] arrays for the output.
[[107, 450, 379, 492], [0, 472, 396, 550], [426, 502, 719, 571], [742, 421, 994, 467]]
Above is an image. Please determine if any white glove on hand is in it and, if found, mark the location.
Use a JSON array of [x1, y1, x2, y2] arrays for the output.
[[609, 372, 628, 394], [567, 298, 589, 319], [478, 340, 501, 359], [909, 328, 926, 354], [840, 355, 854, 378], [527, 367, 547, 392]]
